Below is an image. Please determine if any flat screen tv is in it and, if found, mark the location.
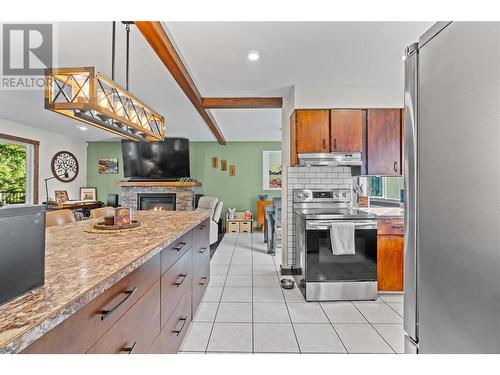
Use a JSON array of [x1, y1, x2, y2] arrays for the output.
[[121, 138, 190, 180]]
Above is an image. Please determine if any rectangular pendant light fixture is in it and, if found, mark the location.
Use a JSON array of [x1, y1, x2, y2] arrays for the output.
[[44, 67, 164, 141]]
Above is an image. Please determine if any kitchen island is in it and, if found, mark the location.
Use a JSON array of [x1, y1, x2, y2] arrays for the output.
[[0, 210, 210, 354]]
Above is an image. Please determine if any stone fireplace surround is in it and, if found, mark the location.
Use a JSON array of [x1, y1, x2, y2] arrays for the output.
[[117, 181, 202, 211]]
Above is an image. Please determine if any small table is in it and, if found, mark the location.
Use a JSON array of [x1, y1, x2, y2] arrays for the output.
[[226, 212, 253, 233]]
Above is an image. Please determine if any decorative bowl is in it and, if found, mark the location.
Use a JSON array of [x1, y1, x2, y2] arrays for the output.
[[280, 278, 295, 290]]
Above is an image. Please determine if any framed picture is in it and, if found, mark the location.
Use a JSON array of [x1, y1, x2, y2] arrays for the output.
[[54, 190, 69, 205], [212, 157, 218, 168], [229, 165, 235, 176], [221, 160, 227, 171], [98, 158, 118, 174], [263, 151, 282, 190], [80, 187, 97, 201]]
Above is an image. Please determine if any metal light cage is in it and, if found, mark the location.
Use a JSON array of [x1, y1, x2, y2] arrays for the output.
[[44, 67, 164, 141]]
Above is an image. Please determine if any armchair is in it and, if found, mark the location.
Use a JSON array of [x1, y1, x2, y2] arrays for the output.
[[196, 197, 223, 245]]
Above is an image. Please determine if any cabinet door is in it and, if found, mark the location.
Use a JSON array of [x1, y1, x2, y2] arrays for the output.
[[295, 110, 330, 153], [377, 235, 404, 291], [367, 109, 402, 175], [330, 109, 364, 152]]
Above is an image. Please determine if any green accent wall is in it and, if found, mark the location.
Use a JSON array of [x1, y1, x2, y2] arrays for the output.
[[87, 141, 124, 202], [87, 141, 282, 221]]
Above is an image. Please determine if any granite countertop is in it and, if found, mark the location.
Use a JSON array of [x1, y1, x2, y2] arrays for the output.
[[358, 206, 404, 218], [0, 210, 210, 354]]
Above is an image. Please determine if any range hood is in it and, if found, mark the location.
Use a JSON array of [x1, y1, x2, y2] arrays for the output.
[[298, 152, 362, 167]]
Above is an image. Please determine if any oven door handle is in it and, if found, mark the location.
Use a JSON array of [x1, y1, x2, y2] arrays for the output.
[[306, 221, 378, 230]]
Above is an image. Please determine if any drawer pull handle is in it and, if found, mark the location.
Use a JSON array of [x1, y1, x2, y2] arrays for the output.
[[394, 161, 398, 173], [173, 317, 188, 336], [174, 273, 188, 287], [122, 341, 137, 354], [100, 287, 137, 321], [199, 247, 208, 254], [199, 277, 208, 286], [199, 225, 206, 230], [391, 224, 404, 229], [173, 242, 187, 252]]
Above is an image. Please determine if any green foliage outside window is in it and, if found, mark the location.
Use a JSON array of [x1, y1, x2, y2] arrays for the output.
[[0, 142, 27, 198]]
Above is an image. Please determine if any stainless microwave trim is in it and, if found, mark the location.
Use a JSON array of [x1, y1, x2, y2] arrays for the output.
[[298, 152, 362, 167]]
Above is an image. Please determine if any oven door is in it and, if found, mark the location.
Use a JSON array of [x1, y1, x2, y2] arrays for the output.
[[305, 220, 377, 283]]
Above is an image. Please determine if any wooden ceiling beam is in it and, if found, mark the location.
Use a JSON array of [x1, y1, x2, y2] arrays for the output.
[[201, 97, 283, 109], [135, 21, 226, 145]]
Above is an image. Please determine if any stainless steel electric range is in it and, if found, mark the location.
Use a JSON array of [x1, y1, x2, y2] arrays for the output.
[[292, 188, 378, 301]]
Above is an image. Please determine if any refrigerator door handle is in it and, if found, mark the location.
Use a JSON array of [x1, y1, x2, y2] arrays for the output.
[[403, 42, 419, 347]]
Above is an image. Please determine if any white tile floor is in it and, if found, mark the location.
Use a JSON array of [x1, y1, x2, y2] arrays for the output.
[[180, 233, 405, 354]]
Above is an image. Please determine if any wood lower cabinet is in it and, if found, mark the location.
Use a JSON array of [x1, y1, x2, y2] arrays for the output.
[[160, 288, 192, 353], [330, 109, 364, 152], [22, 254, 161, 354], [367, 109, 402, 176], [22, 222, 210, 354], [192, 259, 210, 317], [377, 218, 404, 292], [87, 281, 161, 354], [295, 109, 330, 154]]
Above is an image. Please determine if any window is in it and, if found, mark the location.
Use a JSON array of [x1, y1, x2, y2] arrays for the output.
[[357, 176, 404, 201], [0, 133, 39, 205]]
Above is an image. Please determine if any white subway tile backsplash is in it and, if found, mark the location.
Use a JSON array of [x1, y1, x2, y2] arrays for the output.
[[309, 178, 321, 184]]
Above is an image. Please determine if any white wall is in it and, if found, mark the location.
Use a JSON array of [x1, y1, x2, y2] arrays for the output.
[[295, 82, 404, 109], [0, 118, 87, 204], [280, 86, 295, 269]]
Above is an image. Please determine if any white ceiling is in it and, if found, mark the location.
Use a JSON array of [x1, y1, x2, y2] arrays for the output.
[[0, 21, 432, 142]]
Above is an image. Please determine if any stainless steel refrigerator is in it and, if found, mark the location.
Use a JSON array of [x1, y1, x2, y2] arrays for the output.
[[403, 22, 500, 354]]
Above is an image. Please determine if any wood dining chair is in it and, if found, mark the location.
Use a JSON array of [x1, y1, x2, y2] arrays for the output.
[[90, 206, 115, 219], [46, 209, 76, 227]]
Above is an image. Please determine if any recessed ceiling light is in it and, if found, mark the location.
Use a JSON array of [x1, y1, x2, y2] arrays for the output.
[[248, 50, 260, 61], [77, 125, 88, 131]]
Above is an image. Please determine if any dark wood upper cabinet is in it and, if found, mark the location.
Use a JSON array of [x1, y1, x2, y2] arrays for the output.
[[295, 110, 330, 153], [330, 109, 364, 152], [367, 109, 402, 176]]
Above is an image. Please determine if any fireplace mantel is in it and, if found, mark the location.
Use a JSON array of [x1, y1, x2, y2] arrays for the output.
[[119, 181, 201, 211], [116, 181, 202, 187]]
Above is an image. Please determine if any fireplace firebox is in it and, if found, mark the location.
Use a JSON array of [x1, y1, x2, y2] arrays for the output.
[[137, 193, 176, 211]]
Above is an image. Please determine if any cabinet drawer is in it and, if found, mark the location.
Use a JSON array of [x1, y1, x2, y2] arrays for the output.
[[160, 288, 192, 354], [193, 220, 210, 273], [192, 258, 210, 318], [162, 230, 193, 274], [22, 254, 160, 354], [161, 248, 192, 328], [378, 218, 404, 235], [227, 221, 239, 233], [193, 219, 210, 248], [240, 221, 252, 233], [87, 281, 161, 354]]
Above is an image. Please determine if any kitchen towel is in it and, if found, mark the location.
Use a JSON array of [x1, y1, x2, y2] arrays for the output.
[[329, 222, 355, 255]]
